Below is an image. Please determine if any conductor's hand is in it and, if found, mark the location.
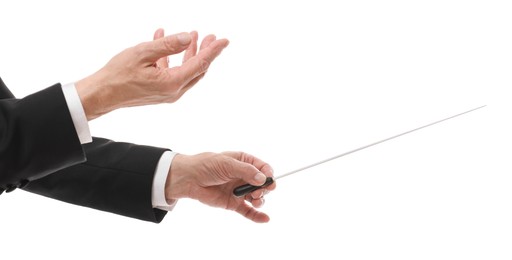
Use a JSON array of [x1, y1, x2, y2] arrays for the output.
[[166, 152, 276, 223], [76, 28, 229, 120]]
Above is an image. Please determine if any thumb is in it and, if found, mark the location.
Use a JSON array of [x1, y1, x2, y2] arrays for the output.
[[223, 159, 268, 186], [138, 32, 192, 63]]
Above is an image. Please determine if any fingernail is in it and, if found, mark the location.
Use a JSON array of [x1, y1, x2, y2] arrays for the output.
[[254, 172, 266, 183], [177, 32, 191, 45]]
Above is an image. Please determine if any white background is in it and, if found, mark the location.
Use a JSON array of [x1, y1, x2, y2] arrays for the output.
[[1, 0, 511, 259]]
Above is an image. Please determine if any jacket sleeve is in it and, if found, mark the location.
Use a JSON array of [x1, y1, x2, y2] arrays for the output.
[[0, 77, 85, 194], [22, 137, 169, 223]]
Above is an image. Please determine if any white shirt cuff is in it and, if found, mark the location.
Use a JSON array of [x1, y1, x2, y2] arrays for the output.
[[61, 83, 92, 144], [152, 151, 178, 211]]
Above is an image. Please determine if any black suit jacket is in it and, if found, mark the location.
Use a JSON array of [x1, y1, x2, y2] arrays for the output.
[[0, 77, 167, 223]]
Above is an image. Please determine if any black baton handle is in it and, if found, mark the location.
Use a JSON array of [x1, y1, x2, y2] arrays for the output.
[[233, 177, 274, 197]]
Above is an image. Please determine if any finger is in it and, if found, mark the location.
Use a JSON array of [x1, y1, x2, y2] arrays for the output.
[[138, 32, 192, 63], [247, 181, 275, 195], [172, 38, 229, 84], [153, 28, 169, 68], [153, 28, 164, 40], [178, 35, 216, 88], [234, 202, 270, 223], [222, 157, 268, 186], [182, 31, 199, 63], [250, 197, 265, 208], [199, 34, 217, 51], [223, 151, 274, 177], [249, 189, 265, 200], [265, 181, 277, 192]]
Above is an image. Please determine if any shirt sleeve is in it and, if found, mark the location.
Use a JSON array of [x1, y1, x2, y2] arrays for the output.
[[152, 151, 178, 211], [61, 83, 92, 144]]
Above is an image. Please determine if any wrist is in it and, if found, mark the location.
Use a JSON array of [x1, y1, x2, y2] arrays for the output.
[[165, 154, 193, 201], [75, 72, 114, 120]]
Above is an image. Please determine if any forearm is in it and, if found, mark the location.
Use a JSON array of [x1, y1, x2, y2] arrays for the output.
[[0, 81, 85, 190], [23, 137, 170, 223]]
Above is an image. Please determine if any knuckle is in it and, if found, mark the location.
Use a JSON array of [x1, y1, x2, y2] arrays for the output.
[[209, 154, 234, 177], [199, 58, 211, 72], [163, 37, 178, 53]]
